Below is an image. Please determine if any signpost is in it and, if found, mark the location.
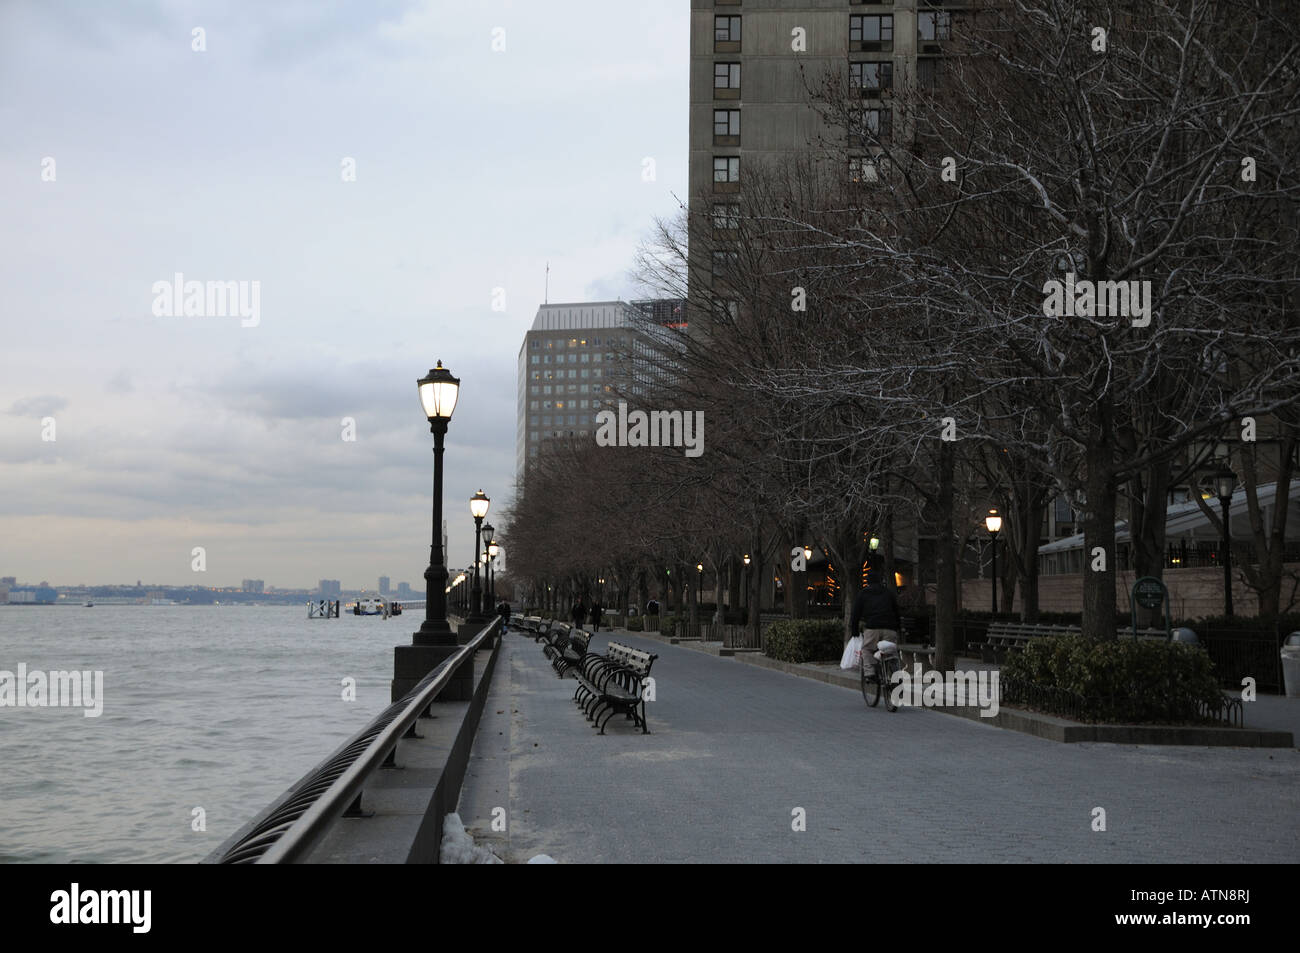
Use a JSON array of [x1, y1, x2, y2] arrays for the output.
[[1129, 576, 1172, 641]]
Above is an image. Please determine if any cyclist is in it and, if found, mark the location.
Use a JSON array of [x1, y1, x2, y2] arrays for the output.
[[849, 568, 901, 659]]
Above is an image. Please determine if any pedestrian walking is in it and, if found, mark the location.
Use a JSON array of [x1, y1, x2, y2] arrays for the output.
[[571, 600, 587, 628]]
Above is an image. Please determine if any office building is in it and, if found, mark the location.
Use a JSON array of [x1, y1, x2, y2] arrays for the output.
[[317, 579, 342, 599], [397, 581, 413, 600], [379, 576, 391, 595]]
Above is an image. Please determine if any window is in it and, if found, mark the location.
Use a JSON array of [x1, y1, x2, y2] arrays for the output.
[[555, 400, 565, 409], [851, 61, 892, 93], [714, 15, 740, 45], [568, 369, 577, 379], [850, 15, 892, 44], [567, 415, 577, 426], [593, 338, 601, 346], [529, 431, 538, 442], [713, 249, 739, 280], [529, 400, 538, 410], [568, 384, 578, 393], [543, 355, 551, 364], [714, 62, 740, 90], [530, 340, 539, 349], [918, 11, 951, 41], [580, 353, 589, 363], [714, 156, 740, 183], [580, 399, 589, 408], [530, 370, 540, 380], [594, 369, 603, 379], [542, 415, 552, 426], [593, 352, 602, 363], [849, 155, 891, 183], [714, 109, 740, 138], [917, 58, 943, 89], [530, 355, 539, 365], [568, 353, 577, 363], [529, 385, 539, 395], [543, 400, 553, 409], [543, 385, 552, 395], [545, 340, 553, 348], [713, 203, 740, 230], [863, 107, 892, 142], [581, 368, 590, 378]]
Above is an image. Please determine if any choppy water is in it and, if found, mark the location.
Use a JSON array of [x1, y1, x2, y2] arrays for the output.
[[0, 605, 401, 863]]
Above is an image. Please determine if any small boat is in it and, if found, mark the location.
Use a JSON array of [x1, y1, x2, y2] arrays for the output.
[[84, 601, 94, 607], [354, 597, 385, 616]]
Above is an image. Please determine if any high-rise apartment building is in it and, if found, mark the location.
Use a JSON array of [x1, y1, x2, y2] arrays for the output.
[[379, 576, 391, 594], [317, 579, 342, 599], [689, 1, 944, 299], [241, 578, 265, 593]]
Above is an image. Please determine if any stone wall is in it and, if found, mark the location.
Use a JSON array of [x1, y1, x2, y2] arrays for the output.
[[959, 564, 1300, 620]]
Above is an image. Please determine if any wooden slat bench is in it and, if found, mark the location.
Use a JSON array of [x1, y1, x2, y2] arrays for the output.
[[573, 640, 658, 734], [980, 622, 1081, 663]]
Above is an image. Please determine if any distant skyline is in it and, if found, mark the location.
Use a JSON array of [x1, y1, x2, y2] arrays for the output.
[[0, 1, 688, 588]]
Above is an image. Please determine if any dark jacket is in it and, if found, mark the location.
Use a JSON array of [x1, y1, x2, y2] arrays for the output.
[[850, 583, 900, 634], [571, 604, 587, 625]]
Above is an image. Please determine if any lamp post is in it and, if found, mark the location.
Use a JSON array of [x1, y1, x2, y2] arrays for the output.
[[468, 490, 490, 623], [741, 554, 750, 614], [488, 538, 500, 609], [482, 521, 494, 612], [1214, 465, 1237, 618], [413, 362, 459, 644], [985, 509, 1003, 615], [392, 361, 472, 703]]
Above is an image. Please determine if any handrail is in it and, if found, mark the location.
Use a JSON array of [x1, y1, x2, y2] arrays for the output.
[[213, 617, 499, 864]]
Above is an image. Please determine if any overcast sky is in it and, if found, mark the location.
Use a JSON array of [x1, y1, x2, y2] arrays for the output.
[[0, 0, 688, 589]]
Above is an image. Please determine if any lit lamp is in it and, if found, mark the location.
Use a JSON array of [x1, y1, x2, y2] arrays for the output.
[[985, 509, 1003, 615], [468, 489, 490, 622], [1213, 465, 1237, 618], [482, 521, 494, 609], [412, 361, 459, 644], [488, 538, 500, 608]]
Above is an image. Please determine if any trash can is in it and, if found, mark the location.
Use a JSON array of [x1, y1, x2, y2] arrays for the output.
[[1171, 627, 1199, 646], [1282, 633, 1300, 699]]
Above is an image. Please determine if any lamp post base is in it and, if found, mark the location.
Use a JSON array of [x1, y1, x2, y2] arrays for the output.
[[391, 642, 474, 702]]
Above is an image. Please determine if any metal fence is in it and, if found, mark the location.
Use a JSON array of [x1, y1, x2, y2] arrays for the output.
[[999, 675, 1243, 727], [209, 618, 500, 863]]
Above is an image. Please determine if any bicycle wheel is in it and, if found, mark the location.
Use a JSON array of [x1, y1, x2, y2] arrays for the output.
[[860, 653, 881, 707], [883, 657, 900, 712]]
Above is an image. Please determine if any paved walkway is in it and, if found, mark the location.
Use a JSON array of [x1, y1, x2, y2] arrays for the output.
[[456, 631, 1300, 863]]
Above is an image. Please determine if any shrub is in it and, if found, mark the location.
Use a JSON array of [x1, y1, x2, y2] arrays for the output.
[[764, 619, 844, 664], [1003, 635, 1224, 723], [625, 616, 644, 632]]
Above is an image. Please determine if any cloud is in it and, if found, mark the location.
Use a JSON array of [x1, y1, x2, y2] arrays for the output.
[[7, 395, 69, 416]]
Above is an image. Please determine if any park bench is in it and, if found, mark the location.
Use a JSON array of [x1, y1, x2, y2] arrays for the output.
[[979, 622, 1081, 663], [532, 618, 553, 644], [554, 629, 592, 677], [897, 616, 934, 667], [573, 640, 658, 734], [541, 621, 571, 662]]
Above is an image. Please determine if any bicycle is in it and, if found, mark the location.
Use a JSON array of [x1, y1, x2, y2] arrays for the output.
[[860, 639, 902, 712]]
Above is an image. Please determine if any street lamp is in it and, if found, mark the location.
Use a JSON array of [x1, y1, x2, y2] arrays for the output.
[[985, 509, 1003, 616], [1214, 465, 1237, 617], [413, 361, 460, 644], [483, 521, 494, 610], [488, 538, 500, 608], [468, 489, 490, 622]]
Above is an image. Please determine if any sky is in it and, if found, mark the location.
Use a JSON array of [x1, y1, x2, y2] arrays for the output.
[[0, 0, 688, 590]]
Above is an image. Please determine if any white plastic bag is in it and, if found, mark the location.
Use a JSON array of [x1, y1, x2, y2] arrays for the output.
[[839, 635, 863, 670]]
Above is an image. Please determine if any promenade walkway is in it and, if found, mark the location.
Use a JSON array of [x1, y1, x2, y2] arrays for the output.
[[455, 630, 1299, 863]]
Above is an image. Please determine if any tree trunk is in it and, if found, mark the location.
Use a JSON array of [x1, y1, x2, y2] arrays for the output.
[[1082, 439, 1119, 641], [934, 440, 957, 669]]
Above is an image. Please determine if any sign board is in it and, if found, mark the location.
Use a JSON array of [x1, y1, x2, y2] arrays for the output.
[[1129, 576, 1172, 641]]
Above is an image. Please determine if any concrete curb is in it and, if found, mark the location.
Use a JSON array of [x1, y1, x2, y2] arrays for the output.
[[729, 646, 1296, 748]]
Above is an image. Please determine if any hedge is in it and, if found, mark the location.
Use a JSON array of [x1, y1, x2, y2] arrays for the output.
[[764, 619, 844, 664], [1002, 635, 1224, 723]]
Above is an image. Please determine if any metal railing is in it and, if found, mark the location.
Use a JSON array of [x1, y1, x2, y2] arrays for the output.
[[213, 618, 499, 864], [999, 674, 1243, 727]]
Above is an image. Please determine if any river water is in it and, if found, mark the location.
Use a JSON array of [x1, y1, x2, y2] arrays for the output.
[[0, 605, 402, 863]]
